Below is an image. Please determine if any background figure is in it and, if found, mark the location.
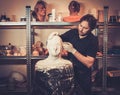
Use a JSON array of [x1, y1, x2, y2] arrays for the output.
[[33, 32, 76, 95], [32, 0, 47, 21], [63, 0, 81, 22]]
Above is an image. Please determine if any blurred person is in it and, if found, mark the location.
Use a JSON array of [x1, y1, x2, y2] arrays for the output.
[[32, 0, 47, 21], [63, 0, 81, 22]]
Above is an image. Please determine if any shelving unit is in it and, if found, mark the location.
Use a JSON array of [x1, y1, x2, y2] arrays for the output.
[[94, 6, 120, 95], [0, 6, 80, 95], [26, 6, 80, 95], [0, 5, 120, 95], [0, 22, 27, 95]]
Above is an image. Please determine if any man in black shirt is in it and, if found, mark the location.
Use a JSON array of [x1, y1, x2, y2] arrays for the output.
[[60, 14, 98, 95]]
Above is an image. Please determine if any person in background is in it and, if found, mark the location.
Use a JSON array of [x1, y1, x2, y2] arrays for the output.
[[32, 0, 47, 21], [63, 0, 81, 22], [60, 14, 98, 95]]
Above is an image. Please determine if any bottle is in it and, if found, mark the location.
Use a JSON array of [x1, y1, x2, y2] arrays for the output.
[[56, 12, 63, 22], [51, 9, 56, 22], [8, 43, 12, 50], [0, 12, 7, 22], [48, 13, 52, 22]]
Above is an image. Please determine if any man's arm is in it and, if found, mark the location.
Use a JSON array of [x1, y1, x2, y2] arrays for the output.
[[63, 42, 95, 68], [73, 50, 95, 68]]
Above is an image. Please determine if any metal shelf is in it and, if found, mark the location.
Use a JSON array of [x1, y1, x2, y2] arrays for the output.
[[0, 22, 26, 29], [0, 56, 26, 60], [0, 55, 47, 60], [0, 21, 78, 29], [31, 21, 78, 25], [0, 56, 27, 64], [0, 21, 119, 27], [31, 21, 78, 29], [0, 22, 26, 26], [0, 87, 27, 93], [97, 22, 120, 26], [96, 54, 120, 59], [0, 55, 47, 64]]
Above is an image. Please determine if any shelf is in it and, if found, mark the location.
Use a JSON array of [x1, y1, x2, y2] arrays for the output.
[[0, 55, 47, 60], [97, 22, 120, 29], [31, 21, 78, 29], [97, 22, 120, 26], [0, 56, 26, 64], [0, 22, 119, 29], [0, 55, 47, 64], [0, 87, 27, 93], [108, 22, 120, 26], [31, 55, 47, 60], [0, 22, 26, 29], [0, 54, 119, 64], [0, 22, 26, 26], [31, 21, 78, 25], [107, 54, 120, 58], [96, 54, 120, 59], [0, 21, 79, 29], [0, 21, 119, 26]]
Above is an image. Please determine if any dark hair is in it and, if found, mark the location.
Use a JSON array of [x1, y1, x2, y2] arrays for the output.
[[79, 14, 97, 30], [68, 0, 80, 12], [35, 0, 46, 8]]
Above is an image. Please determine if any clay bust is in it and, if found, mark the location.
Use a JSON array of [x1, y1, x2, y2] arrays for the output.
[[34, 32, 74, 95], [35, 32, 73, 71]]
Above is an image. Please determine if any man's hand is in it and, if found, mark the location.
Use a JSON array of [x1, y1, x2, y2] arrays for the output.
[[63, 42, 76, 54]]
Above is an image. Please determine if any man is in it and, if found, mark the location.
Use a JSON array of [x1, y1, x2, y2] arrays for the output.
[[60, 14, 98, 95]]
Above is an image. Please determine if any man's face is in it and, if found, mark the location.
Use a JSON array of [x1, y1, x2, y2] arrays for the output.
[[78, 21, 90, 36]]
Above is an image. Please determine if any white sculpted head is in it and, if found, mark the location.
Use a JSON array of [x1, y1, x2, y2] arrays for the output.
[[47, 32, 62, 57], [35, 32, 73, 71]]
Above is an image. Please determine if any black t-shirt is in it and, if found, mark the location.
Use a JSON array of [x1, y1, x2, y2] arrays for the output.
[[60, 29, 98, 73]]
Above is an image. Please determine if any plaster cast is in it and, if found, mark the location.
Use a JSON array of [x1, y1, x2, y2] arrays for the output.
[[35, 32, 73, 71]]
